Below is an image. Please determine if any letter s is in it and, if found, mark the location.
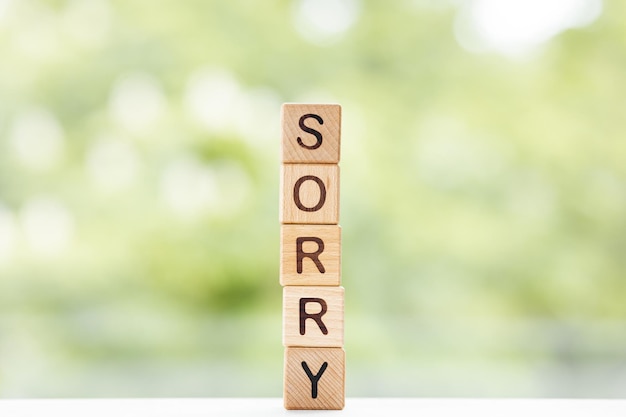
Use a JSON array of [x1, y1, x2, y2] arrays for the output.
[[297, 114, 324, 150]]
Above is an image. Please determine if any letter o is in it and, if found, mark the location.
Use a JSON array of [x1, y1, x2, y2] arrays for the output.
[[293, 175, 326, 212]]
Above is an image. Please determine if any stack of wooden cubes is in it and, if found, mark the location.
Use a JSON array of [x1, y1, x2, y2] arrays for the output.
[[280, 104, 345, 410]]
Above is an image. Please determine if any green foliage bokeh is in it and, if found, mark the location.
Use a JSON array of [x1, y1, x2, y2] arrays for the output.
[[0, 0, 625, 398]]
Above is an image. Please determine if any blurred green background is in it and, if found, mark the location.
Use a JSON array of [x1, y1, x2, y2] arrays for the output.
[[1, 0, 625, 398]]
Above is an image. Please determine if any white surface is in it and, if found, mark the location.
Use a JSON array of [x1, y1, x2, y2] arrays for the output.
[[1, 398, 626, 416]]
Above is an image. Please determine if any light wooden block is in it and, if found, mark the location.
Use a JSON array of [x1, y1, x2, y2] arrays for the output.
[[280, 164, 339, 225], [281, 104, 341, 164], [280, 225, 341, 286], [283, 286, 344, 347], [284, 347, 345, 410]]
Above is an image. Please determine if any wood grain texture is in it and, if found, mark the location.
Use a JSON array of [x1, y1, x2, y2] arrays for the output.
[[284, 347, 345, 410], [280, 225, 341, 286], [281, 104, 341, 164], [280, 164, 339, 225], [283, 286, 344, 347]]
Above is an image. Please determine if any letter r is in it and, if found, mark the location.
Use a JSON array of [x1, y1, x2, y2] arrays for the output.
[[296, 237, 325, 274], [299, 298, 328, 335]]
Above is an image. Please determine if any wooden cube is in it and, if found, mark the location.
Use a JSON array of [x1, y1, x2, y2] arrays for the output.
[[281, 104, 341, 164], [283, 286, 344, 347], [280, 164, 339, 225], [280, 225, 341, 287], [284, 347, 345, 410]]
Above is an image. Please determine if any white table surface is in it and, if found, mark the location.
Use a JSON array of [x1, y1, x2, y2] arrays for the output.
[[1, 398, 626, 416]]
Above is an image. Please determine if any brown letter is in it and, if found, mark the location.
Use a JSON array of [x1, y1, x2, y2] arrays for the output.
[[296, 237, 325, 274], [299, 298, 328, 335], [301, 361, 328, 399], [297, 114, 323, 150], [293, 175, 326, 212]]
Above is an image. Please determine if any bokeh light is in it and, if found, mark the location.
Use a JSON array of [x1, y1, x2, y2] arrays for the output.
[[8, 108, 65, 172], [292, 0, 361, 45], [455, 0, 603, 56], [20, 196, 75, 257]]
